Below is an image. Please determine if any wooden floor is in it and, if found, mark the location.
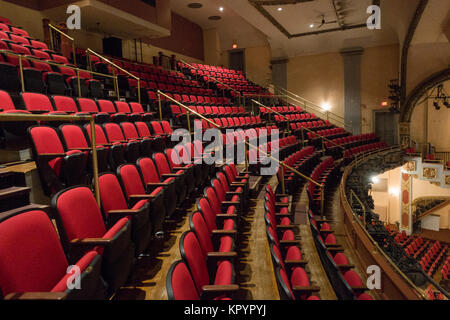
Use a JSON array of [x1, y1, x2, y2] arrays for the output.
[[113, 173, 342, 300]]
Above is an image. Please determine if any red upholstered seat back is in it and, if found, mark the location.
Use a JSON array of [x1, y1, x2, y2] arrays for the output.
[[153, 152, 171, 175], [29, 126, 65, 154], [151, 121, 164, 135], [204, 187, 221, 215], [97, 100, 117, 113], [78, 98, 99, 113], [22, 93, 53, 112], [60, 124, 89, 149], [121, 122, 139, 140], [190, 212, 214, 255], [180, 231, 208, 294], [333, 252, 349, 265], [344, 270, 363, 287], [118, 164, 146, 197], [129, 102, 144, 113], [54, 186, 107, 241], [53, 96, 78, 113], [0, 90, 16, 111], [161, 121, 172, 134], [212, 179, 226, 202], [115, 101, 131, 113], [85, 124, 109, 145], [167, 261, 199, 300], [0, 210, 69, 295], [99, 173, 129, 214], [137, 157, 160, 183], [103, 123, 125, 142], [278, 267, 295, 300], [197, 198, 217, 231], [135, 122, 151, 137]]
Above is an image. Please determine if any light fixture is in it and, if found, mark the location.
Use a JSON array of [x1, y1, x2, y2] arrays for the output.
[[232, 42, 238, 49], [389, 187, 400, 197], [309, 24, 314, 28], [277, 7, 283, 11], [321, 103, 331, 111], [381, 101, 388, 107], [219, 6, 224, 12], [370, 176, 379, 184]]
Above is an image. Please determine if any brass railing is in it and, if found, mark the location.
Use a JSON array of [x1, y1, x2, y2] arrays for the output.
[[48, 23, 77, 67], [350, 189, 367, 228], [156, 90, 324, 211], [86, 48, 141, 104], [179, 59, 242, 104], [435, 151, 450, 165], [0, 50, 117, 98], [271, 84, 353, 132], [0, 113, 100, 206]]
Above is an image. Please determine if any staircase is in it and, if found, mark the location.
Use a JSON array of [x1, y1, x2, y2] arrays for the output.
[[0, 169, 49, 221]]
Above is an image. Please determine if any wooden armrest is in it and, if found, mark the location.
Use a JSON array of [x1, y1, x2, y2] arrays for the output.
[[226, 191, 241, 196], [222, 201, 240, 205], [320, 229, 334, 233], [284, 259, 308, 266], [147, 182, 169, 187], [5, 292, 67, 300], [207, 251, 237, 259], [161, 173, 180, 178], [276, 213, 291, 217], [275, 202, 290, 207], [201, 285, 239, 293], [279, 240, 300, 246], [276, 224, 295, 229], [216, 214, 238, 219], [212, 229, 237, 235], [108, 209, 141, 215], [292, 285, 320, 293], [173, 167, 189, 170], [70, 238, 112, 246], [129, 194, 157, 199]]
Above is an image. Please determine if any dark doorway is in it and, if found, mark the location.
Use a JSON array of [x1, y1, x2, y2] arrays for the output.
[[374, 110, 398, 146], [229, 49, 245, 72]]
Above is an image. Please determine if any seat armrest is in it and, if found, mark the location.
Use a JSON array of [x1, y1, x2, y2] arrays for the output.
[[207, 251, 237, 259], [292, 285, 320, 293], [173, 167, 189, 170], [68, 147, 91, 151], [216, 214, 238, 219], [129, 194, 157, 200], [70, 238, 112, 246], [279, 240, 301, 246], [161, 173, 180, 178], [5, 292, 67, 300], [284, 260, 308, 267], [212, 229, 237, 235], [201, 285, 239, 293], [108, 209, 141, 216]]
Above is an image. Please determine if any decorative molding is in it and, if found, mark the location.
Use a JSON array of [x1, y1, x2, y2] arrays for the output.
[[400, 0, 429, 106], [423, 167, 437, 180], [248, 0, 370, 39]]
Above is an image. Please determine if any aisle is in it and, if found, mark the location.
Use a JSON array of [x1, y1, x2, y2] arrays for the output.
[[297, 185, 337, 300], [235, 175, 280, 300]]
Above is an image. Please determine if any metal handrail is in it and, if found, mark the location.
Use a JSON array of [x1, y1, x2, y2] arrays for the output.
[[350, 189, 366, 227], [156, 90, 221, 133], [251, 99, 289, 121], [0, 113, 100, 206], [48, 23, 77, 67], [0, 49, 118, 98], [86, 48, 141, 104], [179, 59, 242, 103]]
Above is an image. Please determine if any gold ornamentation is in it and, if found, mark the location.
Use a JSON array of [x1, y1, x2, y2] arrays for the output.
[[445, 175, 450, 186], [404, 161, 416, 172], [423, 167, 437, 179]]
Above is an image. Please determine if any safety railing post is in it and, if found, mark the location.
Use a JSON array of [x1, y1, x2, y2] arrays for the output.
[[18, 55, 25, 92], [158, 93, 163, 121]]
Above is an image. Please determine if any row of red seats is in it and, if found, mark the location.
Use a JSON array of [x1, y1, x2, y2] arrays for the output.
[[419, 242, 448, 276], [0, 91, 152, 122], [170, 104, 248, 120], [403, 236, 430, 259], [277, 146, 320, 194], [166, 163, 250, 300], [146, 82, 213, 96], [307, 157, 341, 215], [326, 133, 377, 149], [186, 62, 244, 75], [194, 117, 270, 132], [27, 120, 177, 195], [343, 142, 387, 161], [147, 90, 231, 106], [260, 106, 304, 115], [308, 127, 347, 140], [308, 211, 373, 300], [0, 140, 221, 299], [441, 257, 450, 280], [264, 185, 321, 300]]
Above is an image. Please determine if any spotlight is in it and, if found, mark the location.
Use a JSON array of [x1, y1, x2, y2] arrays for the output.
[[277, 7, 283, 11], [309, 24, 314, 28], [219, 7, 224, 12], [370, 176, 379, 184], [433, 101, 441, 110]]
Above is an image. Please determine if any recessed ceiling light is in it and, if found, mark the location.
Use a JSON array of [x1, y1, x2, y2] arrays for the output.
[[208, 16, 222, 21], [219, 7, 224, 12], [309, 24, 314, 28], [277, 7, 283, 11], [187, 3, 202, 9]]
